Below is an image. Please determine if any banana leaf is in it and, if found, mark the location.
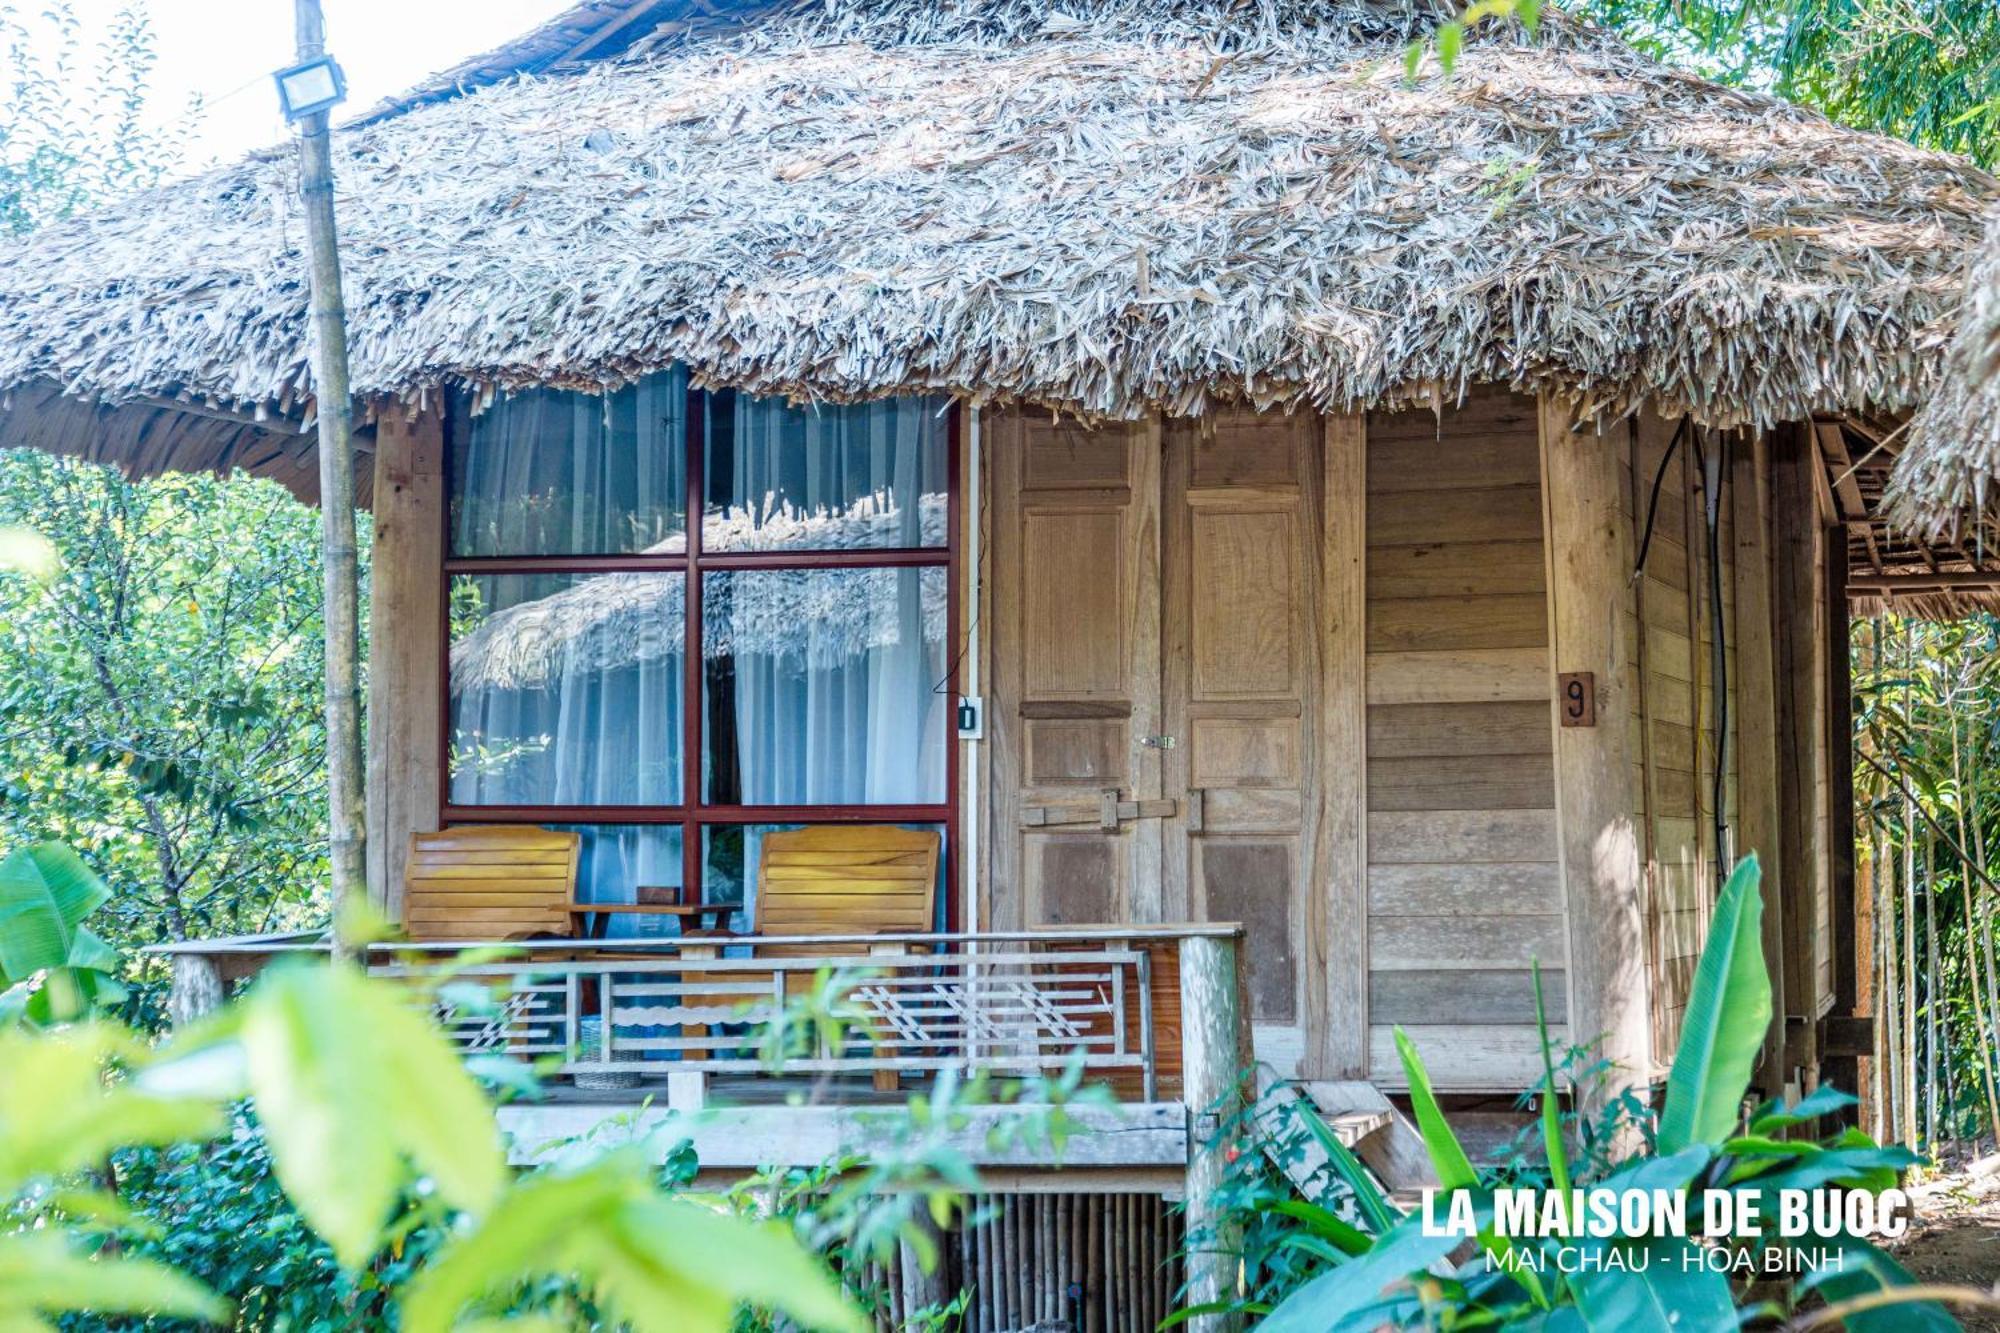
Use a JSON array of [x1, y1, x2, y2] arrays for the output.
[[1657, 855, 1771, 1154]]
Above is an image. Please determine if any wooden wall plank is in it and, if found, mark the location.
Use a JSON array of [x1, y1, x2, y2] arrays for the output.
[[1369, 1024, 1566, 1091], [1731, 428, 1787, 1076], [1369, 914, 1568, 969], [1367, 863, 1561, 915], [1366, 810, 1558, 863], [1367, 540, 1547, 599], [1367, 701, 1551, 758], [1370, 969, 1568, 1024], [1364, 648, 1549, 704], [1367, 594, 1548, 652], [1367, 755, 1556, 811], [1370, 487, 1544, 547]]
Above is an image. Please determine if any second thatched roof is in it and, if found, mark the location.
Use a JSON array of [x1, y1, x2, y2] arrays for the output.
[[0, 0, 1995, 491], [1889, 204, 2000, 537]]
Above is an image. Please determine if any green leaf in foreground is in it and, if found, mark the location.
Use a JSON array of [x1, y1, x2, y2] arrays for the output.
[[236, 961, 504, 1268], [1657, 854, 1771, 1153], [400, 1154, 865, 1333]]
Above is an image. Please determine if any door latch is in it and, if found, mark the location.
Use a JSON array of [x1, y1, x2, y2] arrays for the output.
[[1139, 734, 1177, 749]]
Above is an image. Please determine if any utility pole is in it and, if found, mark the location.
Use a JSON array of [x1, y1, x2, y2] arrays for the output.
[[290, 0, 366, 959]]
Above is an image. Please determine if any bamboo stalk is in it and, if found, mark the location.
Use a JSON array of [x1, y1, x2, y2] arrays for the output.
[[292, 0, 367, 953], [1951, 716, 2000, 1140], [1927, 828, 1942, 1146]]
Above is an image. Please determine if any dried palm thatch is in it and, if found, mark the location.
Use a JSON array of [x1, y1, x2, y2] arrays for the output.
[[1889, 203, 2000, 538], [0, 0, 1995, 498]]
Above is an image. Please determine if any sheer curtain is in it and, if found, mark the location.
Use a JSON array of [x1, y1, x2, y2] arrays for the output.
[[705, 395, 948, 807], [450, 369, 687, 556]]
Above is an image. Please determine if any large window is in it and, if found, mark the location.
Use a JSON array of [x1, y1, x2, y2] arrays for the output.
[[444, 376, 954, 931]]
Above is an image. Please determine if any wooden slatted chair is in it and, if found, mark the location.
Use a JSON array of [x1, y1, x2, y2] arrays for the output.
[[692, 825, 940, 1092], [402, 825, 583, 941]]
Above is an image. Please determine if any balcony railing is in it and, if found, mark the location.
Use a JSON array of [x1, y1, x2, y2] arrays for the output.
[[371, 930, 1172, 1101], [154, 926, 1244, 1112]]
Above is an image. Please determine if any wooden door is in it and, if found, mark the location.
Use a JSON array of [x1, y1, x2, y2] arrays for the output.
[[1162, 410, 1322, 1074], [988, 413, 1167, 930]]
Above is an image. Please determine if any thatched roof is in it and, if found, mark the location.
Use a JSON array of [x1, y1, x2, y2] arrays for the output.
[[0, 0, 1995, 502], [1888, 204, 2000, 545]]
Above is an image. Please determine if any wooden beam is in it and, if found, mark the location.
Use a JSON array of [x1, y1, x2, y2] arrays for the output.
[[1539, 398, 1649, 1104], [498, 1102, 1189, 1169], [365, 409, 445, 920], [1732, 429, 1788, 1084], [1312, 413, 1367, 1079], [1814, 421, 1867, 523], [1847, 571, 2000, 593]]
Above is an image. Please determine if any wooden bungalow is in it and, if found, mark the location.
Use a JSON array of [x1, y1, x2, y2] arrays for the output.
[[1, 0, 1995, 1325]]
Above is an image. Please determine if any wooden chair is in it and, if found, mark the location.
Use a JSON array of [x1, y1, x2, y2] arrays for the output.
[[691, 825, 940, 1091], [402, 825, 583, 941]]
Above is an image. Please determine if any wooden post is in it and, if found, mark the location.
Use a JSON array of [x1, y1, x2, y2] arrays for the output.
[[293, 0, 366, 955], [1731, 430, 1788, 1085], [1539, 398, 1649, 1110], [1180, 930, 1244, 1333], [168, 954, 225, 1029], [1312, 413, 1368, 1079], [892, 1209, 945, 1324], [1772, 424, 1828, 1080], [365, 411, 444, 924]]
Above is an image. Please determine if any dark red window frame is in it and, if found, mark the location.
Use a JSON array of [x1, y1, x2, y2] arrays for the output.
[[436, 385, 961, 929]]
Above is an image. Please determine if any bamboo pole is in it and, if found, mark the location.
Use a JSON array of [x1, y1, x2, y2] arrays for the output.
[[1904, 623, 1920, 1151], [292, 0, 366, 955], [1926, 829, 1942, 1146], [1951, 716, 2000, 1139]]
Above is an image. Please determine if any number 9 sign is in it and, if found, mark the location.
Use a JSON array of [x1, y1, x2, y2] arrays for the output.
[[1558, 672, 1596, 727]]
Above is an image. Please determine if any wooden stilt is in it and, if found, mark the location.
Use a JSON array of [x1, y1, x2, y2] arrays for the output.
[[1179, 932, 1245, 1331]]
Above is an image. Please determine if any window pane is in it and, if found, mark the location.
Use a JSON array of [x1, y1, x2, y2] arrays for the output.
[[450, 369, 688, 556], [449, 573, 684, 805], [556, 824, 686, 940], [704, 824, 944, 932], [702, 392, 947, 551], [702, 567, 946, 805]]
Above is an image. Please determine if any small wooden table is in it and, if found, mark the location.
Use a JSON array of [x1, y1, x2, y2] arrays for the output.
[[573, 901, 737, 940]]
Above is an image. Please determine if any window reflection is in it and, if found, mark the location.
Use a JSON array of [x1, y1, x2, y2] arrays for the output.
[[703, 567, 946, 805], [449, 573, 685, 806], [703, 391, 947, 552], [450, 369, 688, 557]]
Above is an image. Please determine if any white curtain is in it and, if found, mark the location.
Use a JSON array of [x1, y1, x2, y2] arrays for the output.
[[707, 394, 948, 806], [450, 369, 688, 556]]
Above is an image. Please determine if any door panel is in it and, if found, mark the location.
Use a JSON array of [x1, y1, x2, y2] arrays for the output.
[[1166, 410, 1322, 1073], [990, 414, 1163, 930]]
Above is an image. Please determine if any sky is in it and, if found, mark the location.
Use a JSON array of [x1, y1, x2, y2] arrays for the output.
[[52, 0, 577, 170]]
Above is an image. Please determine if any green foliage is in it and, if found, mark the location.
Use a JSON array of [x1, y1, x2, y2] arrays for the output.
[[1227, 856, 1958, 1331], [0, 2, 188, 236], [0, 841, 126, 1025], [1574, 0, 1999, 165], [0, 454, 335, 989], [235, 963, 503, 1269]]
